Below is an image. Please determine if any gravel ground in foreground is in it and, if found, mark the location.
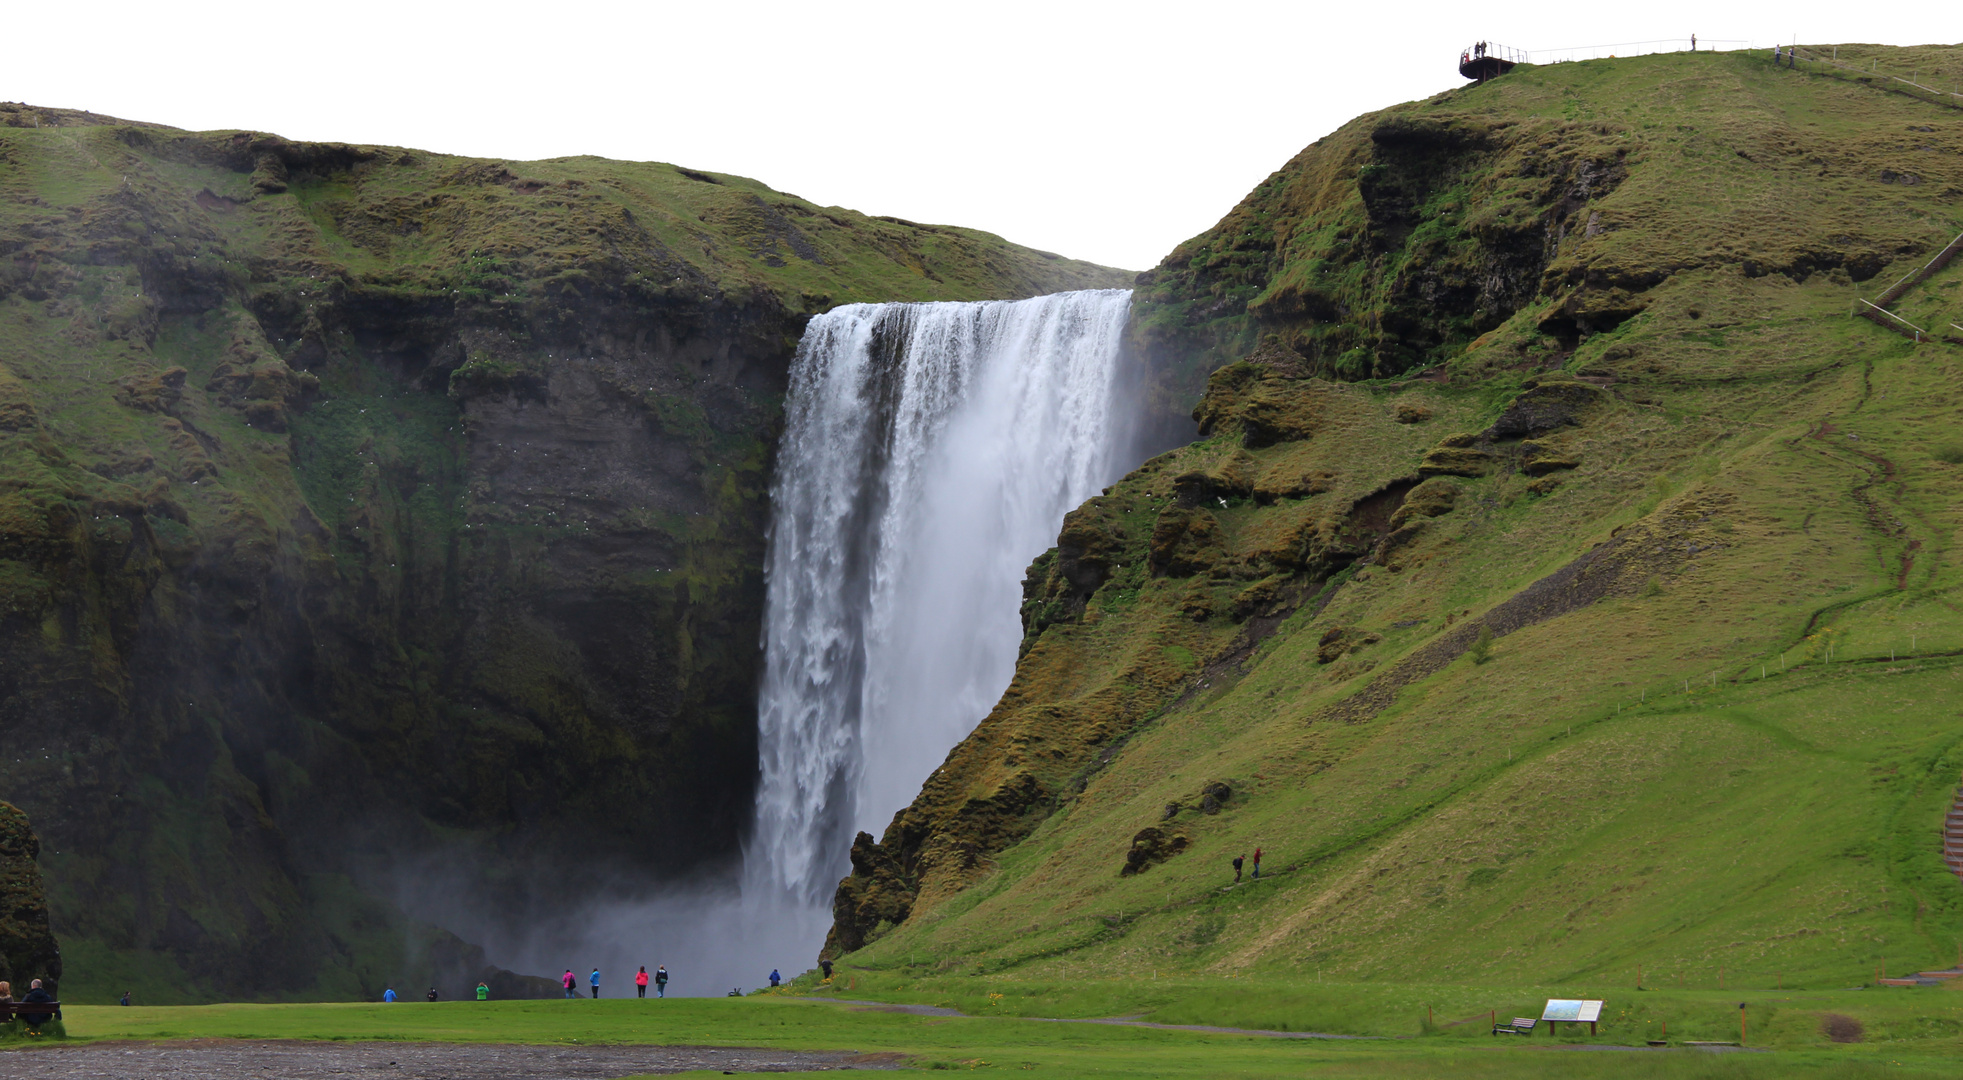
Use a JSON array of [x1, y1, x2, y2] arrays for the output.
[[0, 1039, 899, 1078]]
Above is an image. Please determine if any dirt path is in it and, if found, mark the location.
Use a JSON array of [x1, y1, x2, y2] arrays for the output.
[[0, 1039, 895, 1078], [818, 998, 1378, 1040]]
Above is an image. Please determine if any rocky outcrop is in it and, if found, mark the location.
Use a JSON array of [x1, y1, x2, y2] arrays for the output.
[[0, 803, 59, 996], [0, 104, 1127, 999]]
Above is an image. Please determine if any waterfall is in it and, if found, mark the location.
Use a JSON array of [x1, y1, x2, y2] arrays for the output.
[[746, 288, 1135, 911], [408, 289, 1136, 996]]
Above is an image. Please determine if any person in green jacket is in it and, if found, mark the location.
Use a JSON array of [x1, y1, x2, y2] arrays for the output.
[[476, 983, 490, 1001]]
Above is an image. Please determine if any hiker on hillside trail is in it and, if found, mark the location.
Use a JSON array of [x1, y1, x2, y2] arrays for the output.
[[590, 969, 602, 998], [655, 965, 669, 998], [1252, 847, 1263, 879], [820, 959, 834, 980], [769, 969, 782, 988], [637, 966, 650, 998], [1232, 854, 1244, 883], [562, 970, 577, 999]]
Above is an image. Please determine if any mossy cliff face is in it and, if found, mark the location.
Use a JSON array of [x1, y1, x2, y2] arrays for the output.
[[0, 102, 1127, 1000], [830, 48, 1963, 982], [0, 802, 60, 995]]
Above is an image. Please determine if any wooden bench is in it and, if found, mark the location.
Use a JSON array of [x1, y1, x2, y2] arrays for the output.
[[1492, 1016, 1537, 1035], [0, 1000, 62, 1025]]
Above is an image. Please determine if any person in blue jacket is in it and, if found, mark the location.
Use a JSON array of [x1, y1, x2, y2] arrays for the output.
[[769, 969, 781, 988], [590, 968, 601, 999], [382, 985, 397, 1002]]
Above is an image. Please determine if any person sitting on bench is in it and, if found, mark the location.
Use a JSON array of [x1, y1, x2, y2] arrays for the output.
[[20, 980, 56, 1033]]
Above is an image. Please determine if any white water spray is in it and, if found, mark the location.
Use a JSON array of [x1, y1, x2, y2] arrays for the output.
[[746, 289, 1135, 918]]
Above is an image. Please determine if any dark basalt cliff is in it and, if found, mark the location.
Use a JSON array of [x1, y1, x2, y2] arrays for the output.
[[0, 802, 60, 996], [0, 102, 1127, 1000]]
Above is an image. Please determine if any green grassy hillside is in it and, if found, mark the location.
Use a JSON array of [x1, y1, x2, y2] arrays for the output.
[[0, 101, 1127, 1002], [829, 45, 1963, 996]]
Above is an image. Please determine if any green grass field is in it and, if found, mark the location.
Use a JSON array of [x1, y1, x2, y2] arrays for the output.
[[9, 982, 1962, 1078]]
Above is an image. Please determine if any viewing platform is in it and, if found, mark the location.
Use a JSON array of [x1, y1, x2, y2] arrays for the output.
[[1460, 42, 1526, 81]]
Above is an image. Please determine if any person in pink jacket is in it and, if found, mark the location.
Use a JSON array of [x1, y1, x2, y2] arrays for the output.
[[561, 970, 576, 999], [636, 966, 650, 999]]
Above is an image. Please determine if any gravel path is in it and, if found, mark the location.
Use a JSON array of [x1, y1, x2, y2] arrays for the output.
[[0, 1040, 898, 1078]]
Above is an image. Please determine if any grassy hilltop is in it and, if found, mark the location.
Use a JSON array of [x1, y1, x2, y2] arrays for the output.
[[0, 101, 1125, 1002], [830, 42, 1963, 1018]]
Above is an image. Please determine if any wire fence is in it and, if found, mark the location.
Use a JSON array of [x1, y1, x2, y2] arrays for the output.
[[1790, 45, 1963, 106], [1526, 37, 1748, 64]]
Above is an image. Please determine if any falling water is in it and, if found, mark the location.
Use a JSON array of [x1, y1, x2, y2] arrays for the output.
[[747, 289, 1135, 916], [403, 289, 1136, 995]]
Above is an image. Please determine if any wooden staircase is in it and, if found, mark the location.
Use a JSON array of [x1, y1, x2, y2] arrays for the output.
[[1944, 787, 1963, 879]]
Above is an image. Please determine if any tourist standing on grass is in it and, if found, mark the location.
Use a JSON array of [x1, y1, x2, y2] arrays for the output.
[[383, 986, 397, 1002], [655, 965, 669, 998], [769, 969, 781, 988], [1232, 854, 1244, 883], [120, 990, 131, 1006], [426, 987, 438, 1002], [476, 982, 489, 1001], [1252, 847, 1262, 879], [590, 968, 601, 999], [562, 970, 576, 999], [636, 966, 650, 998]]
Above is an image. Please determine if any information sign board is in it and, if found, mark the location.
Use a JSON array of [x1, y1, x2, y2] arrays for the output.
[[1541, 999, 1603, 1022]]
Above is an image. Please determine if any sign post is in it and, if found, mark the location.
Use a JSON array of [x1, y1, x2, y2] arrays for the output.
[[1541, 999, 1605, 1036]]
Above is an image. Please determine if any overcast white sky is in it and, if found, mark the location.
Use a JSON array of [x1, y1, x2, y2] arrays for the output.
[[8, 2, 1946, 270]]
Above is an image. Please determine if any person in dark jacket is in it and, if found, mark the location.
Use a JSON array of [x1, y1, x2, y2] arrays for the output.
[[819, 959, 833, 980], [768, 969, 781, 988], [426, 987, 439, 1002], [21, 980, 55, 1032], [119, 990, 132, 1006], [655, 965, 669, 998], [1232, 854, 1244, 883]]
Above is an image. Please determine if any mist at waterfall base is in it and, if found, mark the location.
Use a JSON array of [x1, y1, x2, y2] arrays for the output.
[[391, 290, 1136, 995]]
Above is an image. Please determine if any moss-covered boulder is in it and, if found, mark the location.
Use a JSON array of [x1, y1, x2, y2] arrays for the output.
[[0, 803, 60, 995]]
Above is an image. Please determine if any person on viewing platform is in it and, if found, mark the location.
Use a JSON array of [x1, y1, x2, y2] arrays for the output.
[[382, 985, 397, 1003], [655, 965, 669, 998], [590, 968, 601, 998], [769, 969, 782, 988], [562, 970, 577, 998], [476, 982, 490, 1001], [637, 966, 650, 998]]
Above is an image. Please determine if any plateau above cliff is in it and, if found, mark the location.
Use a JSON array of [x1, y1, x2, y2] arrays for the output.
[[0, 100, 1126, 1001], [830, 45, 1963, 987]]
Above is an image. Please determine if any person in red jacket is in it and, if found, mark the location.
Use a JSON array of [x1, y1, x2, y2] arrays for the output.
[[1252, 847, 1263, 879], [636, 966, 650, 998]]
